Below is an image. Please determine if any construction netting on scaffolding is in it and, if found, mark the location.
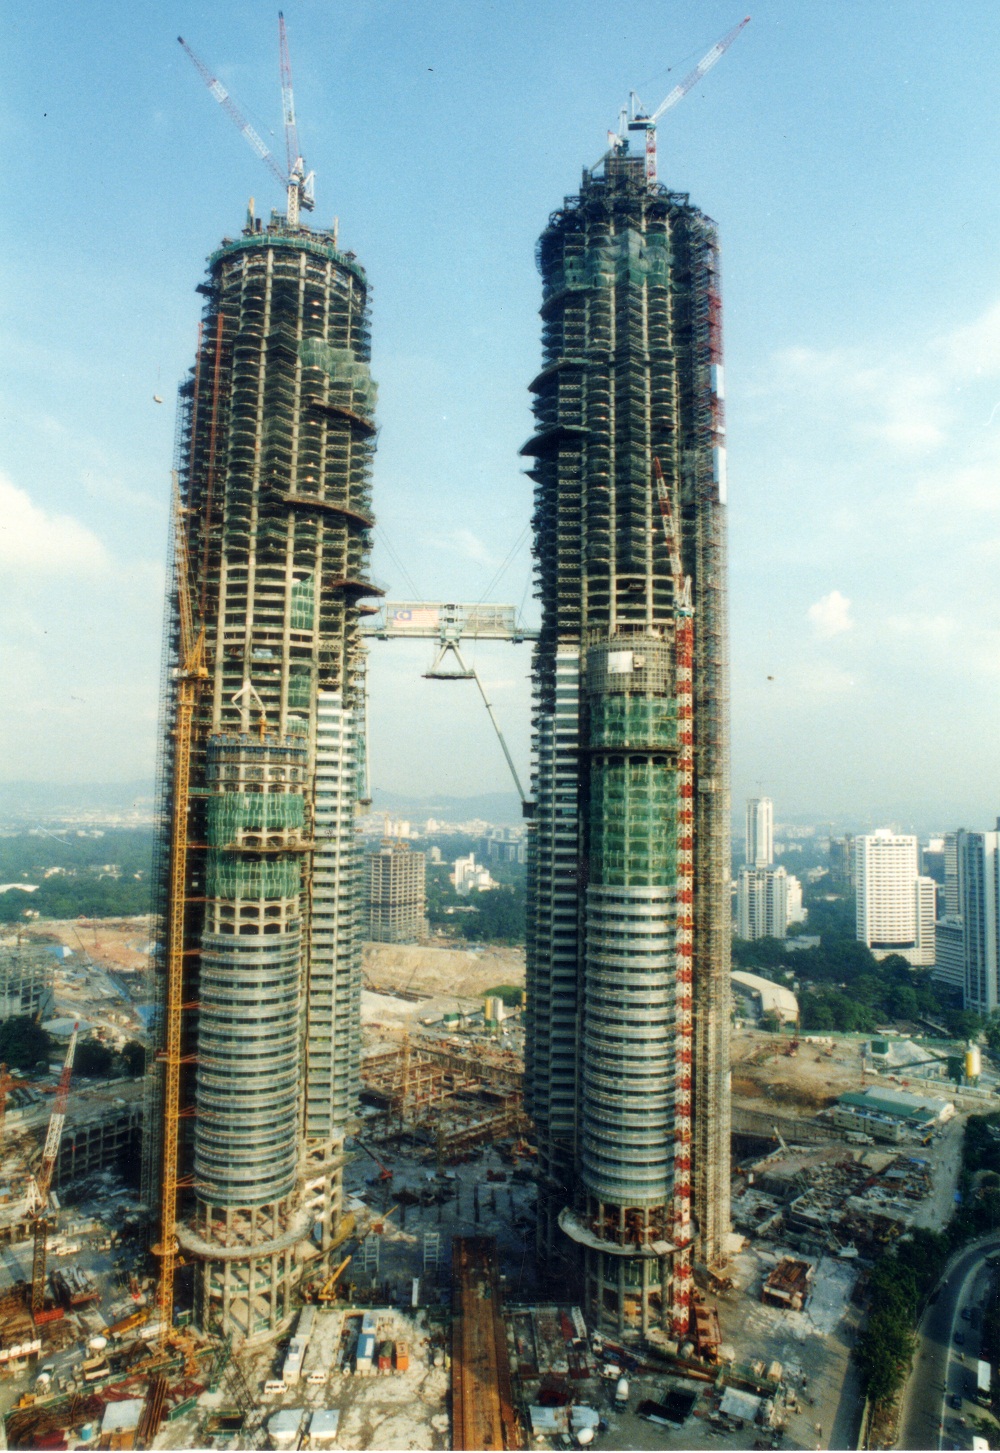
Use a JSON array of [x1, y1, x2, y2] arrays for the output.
[[588, 696, 677, 750], [299, 340, 378, 415], [206, 793, 305, 845], [290, 575, 316, 631], [542, 229, 671, 301], [589, 759, 677, 887], [287, 665, 312, 708], [205, 852, 301, 901]]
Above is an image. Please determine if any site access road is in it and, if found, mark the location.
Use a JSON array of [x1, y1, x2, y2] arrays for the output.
[[896, 1233, 1000, 1452]]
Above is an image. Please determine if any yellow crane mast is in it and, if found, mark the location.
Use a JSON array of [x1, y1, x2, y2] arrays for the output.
[[153, 474, 208, 1340]]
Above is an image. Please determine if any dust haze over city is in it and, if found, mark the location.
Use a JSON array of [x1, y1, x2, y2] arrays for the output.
[[1, 4, 1000, 1452]]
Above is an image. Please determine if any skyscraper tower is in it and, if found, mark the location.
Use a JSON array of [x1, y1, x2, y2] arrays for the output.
[[745, 796, 773, 867], [523, 145, 731, 1338], [151, 201, 377, 1338]]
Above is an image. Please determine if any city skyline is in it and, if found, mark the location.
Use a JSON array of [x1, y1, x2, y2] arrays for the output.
[[3, 2, 1000, 826]]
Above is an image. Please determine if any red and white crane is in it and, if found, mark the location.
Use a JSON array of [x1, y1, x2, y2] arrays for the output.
[[178, 14, 315, 226], [652, 458, 695, 1337], [29, 1023, 78, 1317], [623, 16, 750, 183]]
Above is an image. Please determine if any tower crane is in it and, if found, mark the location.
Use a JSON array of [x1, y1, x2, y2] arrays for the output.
[[620, 16, 750, 183], [30, 1023, 77, 1319], [152, 475, 208, 1343], [178, 14, 315, 226]]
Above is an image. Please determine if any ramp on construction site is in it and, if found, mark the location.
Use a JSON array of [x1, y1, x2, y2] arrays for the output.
[[451, 1237, 524, 1450]]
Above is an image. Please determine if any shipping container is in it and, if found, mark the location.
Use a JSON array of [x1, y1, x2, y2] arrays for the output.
[[355, 1332, 376, 1374]]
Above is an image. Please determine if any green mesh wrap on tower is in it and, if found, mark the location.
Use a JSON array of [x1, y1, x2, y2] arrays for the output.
[[290, 575, 316, 631], [588, 697, 678, 750], [545, 232, 671, 298], [287, 667, 312, 709], [589, 760, 677, 887], [206, 793, 306, 845], [206, 852, 301, 901], [298, 340, 378, 413]]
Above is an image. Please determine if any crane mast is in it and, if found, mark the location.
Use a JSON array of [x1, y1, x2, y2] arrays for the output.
[[31, 1024, 78, 1317], [153, 475, 208, 1342], [178, 19, 315, 226]]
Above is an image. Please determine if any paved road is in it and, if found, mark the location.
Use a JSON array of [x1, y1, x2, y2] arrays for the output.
[[897, 1234, 1000, 1451]]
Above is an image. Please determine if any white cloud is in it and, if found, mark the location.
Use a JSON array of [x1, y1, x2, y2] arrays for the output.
[[807, 590, 853, 639], [0, 472, 109, 575]]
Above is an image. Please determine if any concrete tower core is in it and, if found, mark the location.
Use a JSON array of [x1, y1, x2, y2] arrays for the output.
[[523, 150, 731, 1339], [151, 213, 376, 1338]]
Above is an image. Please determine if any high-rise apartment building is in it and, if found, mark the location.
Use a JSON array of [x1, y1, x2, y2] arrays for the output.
[[365, 841, 427, 943], [523, 146, 730, 1339], [737, 864, 794, 940], [745, 797, 773, 867], [855, 830, 936, 967], [957, 826, 1000, 1015], [151, 205, 376, 1337], [829, 836, 854, 892]]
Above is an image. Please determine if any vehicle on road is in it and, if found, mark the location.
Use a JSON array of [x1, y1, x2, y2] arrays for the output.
[[955, 1332, 965, 1345], [949, 1395, 962, 1409]]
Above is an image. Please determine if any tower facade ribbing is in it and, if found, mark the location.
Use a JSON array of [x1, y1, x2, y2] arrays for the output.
[[152, 212, 376, 1338], [523, 150, 731, 1339], [745, 796, 773, 867]]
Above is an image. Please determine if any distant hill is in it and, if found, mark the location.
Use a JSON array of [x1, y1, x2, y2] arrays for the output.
[[370, 788, 524, 826], [0, 781, 156, 825], [0, 780, 525, 830]]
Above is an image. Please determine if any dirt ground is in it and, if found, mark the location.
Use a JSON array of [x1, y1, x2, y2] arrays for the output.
[[25, 916, 153, 973], [730, 1029, 865, 1113], [363, 941, 524, 1000]]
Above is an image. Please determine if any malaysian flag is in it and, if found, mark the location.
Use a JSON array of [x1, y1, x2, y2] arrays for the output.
[[389, 606, 440, 631]]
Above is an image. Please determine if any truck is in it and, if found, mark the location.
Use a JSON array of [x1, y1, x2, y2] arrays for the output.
[[975, 1359, 991, 1406]]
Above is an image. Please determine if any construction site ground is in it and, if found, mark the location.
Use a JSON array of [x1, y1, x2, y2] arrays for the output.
[[363, 940, 524, 1001], [731, 1028, 864, 1114], [160, 1306, 450, 1451]]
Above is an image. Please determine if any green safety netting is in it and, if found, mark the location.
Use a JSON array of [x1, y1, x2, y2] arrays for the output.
[[287, 668, 312, 708], [589, 696, 677, 749], [291, 575, 315, 631], [298, 339, 378, 414], [206, 851, 301, 901], [206, 793, 305, 845], [552, 232, 671, 295], [589, 761, 677, 887]]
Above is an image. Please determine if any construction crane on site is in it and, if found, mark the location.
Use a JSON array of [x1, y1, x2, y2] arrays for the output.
[[616, 16, 750, 183], [353, 1139, 393, 1183], [29, 1023, 77, 1319], [153, 475, 209, 1343], [364, 602, 537, 811], [178, 12, 315, 226]]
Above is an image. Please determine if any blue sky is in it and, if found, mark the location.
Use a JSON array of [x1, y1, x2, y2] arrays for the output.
[[2, 1, 999, 833]]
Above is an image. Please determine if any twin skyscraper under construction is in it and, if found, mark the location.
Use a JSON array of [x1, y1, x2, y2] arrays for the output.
[[153, 105, 730, 1342]]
